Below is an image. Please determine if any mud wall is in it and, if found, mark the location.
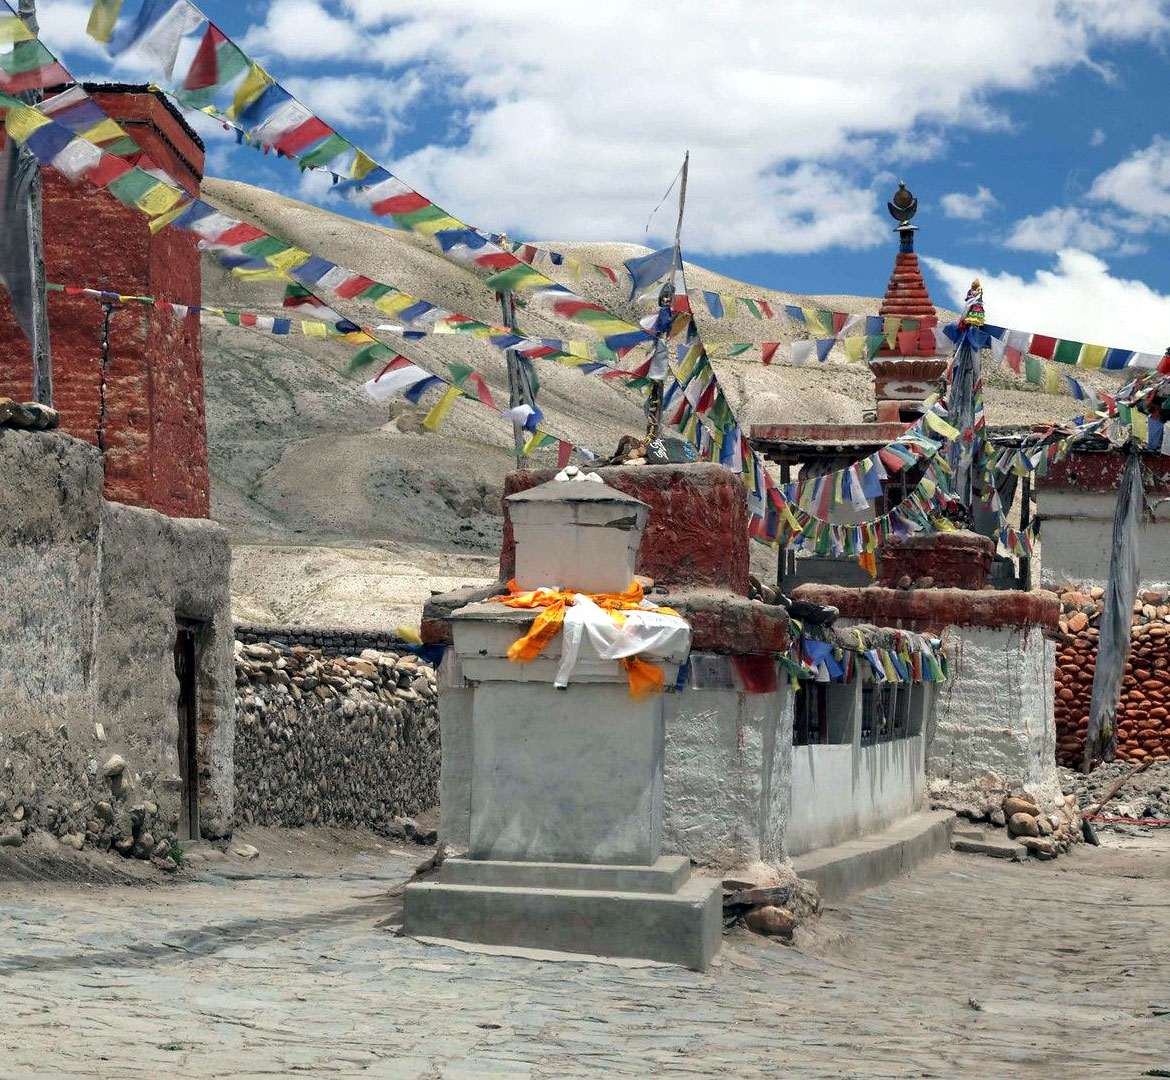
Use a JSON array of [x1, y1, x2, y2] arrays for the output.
[[0, 428, 234, 857]]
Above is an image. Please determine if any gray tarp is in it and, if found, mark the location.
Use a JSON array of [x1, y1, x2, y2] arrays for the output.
[[1083, 447, 1143, 771]]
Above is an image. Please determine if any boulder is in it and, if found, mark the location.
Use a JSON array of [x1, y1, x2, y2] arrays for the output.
[[744, 905, 797, 938], [1008, 812, 1040, 838], [1002, 796, 1041, 819]]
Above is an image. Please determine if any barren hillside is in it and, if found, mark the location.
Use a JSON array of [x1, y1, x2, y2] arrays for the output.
[[198, 179, 1130, 629]]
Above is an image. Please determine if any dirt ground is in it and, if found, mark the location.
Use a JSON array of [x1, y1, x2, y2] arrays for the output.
[[2, 826, 1169, 1078]]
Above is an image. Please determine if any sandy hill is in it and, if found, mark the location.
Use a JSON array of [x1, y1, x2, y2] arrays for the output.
[[198, 178, 1128, 630]]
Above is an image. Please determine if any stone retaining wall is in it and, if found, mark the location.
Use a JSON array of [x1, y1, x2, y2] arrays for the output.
[[1054, 586, 1170, 767], [234, 624, 416, 656], [233, 642, 440, 830]]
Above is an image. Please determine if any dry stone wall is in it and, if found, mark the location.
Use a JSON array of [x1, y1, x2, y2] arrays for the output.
[[233, 642, 440, 830], [1053, 586, 1170, 767]]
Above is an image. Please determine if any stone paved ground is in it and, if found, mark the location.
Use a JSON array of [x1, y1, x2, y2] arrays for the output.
[[2, 829, 1169, 1079]]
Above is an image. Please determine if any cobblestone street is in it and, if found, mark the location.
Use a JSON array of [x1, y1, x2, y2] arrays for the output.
[[2, 830, 1169, 1078]]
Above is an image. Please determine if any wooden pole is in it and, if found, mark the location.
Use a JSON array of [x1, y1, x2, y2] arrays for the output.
[[648, 151, 689, 441], [499, 290, 527, 467], [16, 0, 51, 407]]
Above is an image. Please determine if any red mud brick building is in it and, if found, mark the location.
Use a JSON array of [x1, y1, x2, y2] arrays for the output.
[[0, 84, 208, 518]]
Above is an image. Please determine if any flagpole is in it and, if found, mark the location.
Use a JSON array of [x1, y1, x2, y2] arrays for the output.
[[648, 151, 688, 440], [499, 288, 527, 467], [16, 0, 51, 407]]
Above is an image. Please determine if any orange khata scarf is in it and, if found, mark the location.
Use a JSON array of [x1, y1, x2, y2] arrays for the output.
[[488, 580, 681, 699]]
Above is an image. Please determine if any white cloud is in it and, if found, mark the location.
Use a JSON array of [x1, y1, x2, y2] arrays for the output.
[[1004, 138, 1170, 256], [357, 1, 1170, 255], [1090, 128, 1107, 147], [925, 249, 1170, 353], [82, 0, 1170, 257], [240, 0, 361, 61], [283, 73, 424, 137], [939, 186, 999, 221], [1006, 206, 1122, 253], [1090, 137, 1170, 218]]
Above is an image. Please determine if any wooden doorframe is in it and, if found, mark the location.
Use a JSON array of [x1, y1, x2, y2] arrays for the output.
[[174, 617, 204, 841]]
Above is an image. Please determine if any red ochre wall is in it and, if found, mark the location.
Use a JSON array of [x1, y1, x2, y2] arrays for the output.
[[0, 88, 208, 518]]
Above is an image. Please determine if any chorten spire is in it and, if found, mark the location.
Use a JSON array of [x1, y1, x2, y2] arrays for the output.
[[877, 180, 940, 357]]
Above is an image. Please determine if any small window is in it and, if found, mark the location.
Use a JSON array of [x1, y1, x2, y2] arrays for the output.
[[793, 683, 829, 746], [863, 682, 913, 744], [861, 683, 898, 745]]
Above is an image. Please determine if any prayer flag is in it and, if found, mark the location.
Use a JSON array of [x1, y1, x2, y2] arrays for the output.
[[422, 384, 461, 432]]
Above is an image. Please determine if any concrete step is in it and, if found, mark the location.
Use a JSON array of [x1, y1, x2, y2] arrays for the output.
[[952, 835, 1027, 861], [403, 874, 722, 971], [439, 855, 691, 893], [791, 810, 955, 903]]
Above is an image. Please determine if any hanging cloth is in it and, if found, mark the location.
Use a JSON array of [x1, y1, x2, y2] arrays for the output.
[[488, 581, 689, 699], [1084, 447, 1143, 771]]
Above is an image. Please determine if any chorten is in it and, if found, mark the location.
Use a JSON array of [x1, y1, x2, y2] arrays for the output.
[[870, 181, 948, 422]]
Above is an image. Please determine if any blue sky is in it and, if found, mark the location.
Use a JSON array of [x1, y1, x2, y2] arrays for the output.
[[37, 0, 1170, 351]]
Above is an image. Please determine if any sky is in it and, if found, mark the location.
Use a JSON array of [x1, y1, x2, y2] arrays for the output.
[[34, 0, 1170, 352]]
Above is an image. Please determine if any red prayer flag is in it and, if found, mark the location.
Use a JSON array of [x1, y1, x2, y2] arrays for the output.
[[334, 275, 377, 300], [371, 191, 432, 216], [732, 654, 779, 694], [183, 25, 226, 91], [1029, 334, 1057, 360], [275, 117, 333, 156], [557, 440, 572, 468], [760, 342, 779, 366]]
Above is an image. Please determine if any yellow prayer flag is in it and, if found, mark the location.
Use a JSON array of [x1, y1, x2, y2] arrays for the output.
[[301, 321, 328, 338], [1132, 411, 1149, 443], [229, 62, 273, 120], [374, 292, 413, 317], [1043, 367, 1060, 394], [801, 307, 824, 335], [82, 118, 127, 145], [414, 214, 464, 238], [230, 266, 288, 282], [567, 339, 590, 359], [0, 17, 35, 44], [352, 148, 378, 182], [265, 246, 310, 273], [923, 410, 959, 440], [919, 476, 937, 499], [1079, 344, 1106, 369], [135, 182, 183, 218], [843, 335, 866, 363], [422, 385, 461, 432], [148, 199, 189, 234], [6, 104, 52, 143], [86, 0, 123, 43], [724, 296, 737, 318]]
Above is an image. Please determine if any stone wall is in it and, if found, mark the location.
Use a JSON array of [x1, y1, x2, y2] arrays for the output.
[[233, 643, 440, 830], [235, 624, 419, 656], [0, 428, 234, 858], [1053, 586, 1170, 767]]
